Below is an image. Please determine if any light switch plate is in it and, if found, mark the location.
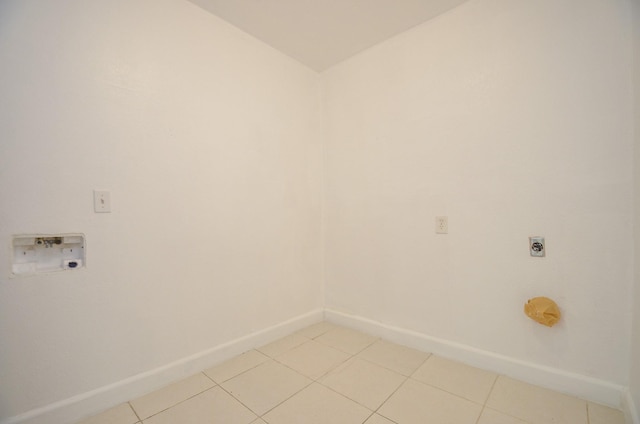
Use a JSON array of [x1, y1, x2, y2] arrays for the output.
[[93, 190, 111, 213]]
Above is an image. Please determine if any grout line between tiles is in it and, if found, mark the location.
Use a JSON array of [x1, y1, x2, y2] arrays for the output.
[[362, 411, 376, 424], [313, 355, 409, 415], [128, 401, 142, 422], [473, 374, 499, 424], [296, 322, 337, 340], [314, 353, 356, 381], [474, 405, 485, 424], [269, 340, 354, 381], [370, 374, 410, 415], [215, 379, 265, 419], [210, 346, 333, 419], [256, 334, 384, 421], [481, 373, 499, 405], [311, 330, 380, 356], [405, 355, 501, 408], [479, 405, 534, 424], [356, 354, 424, 378], [407, 353, 432, 379], [365, 347, 432, 378], [315, 378, 377, 412], [204, 350, 270, 384], [136, 385, 218, 421], [406, 375, 488, 408], [252, 379, 316, 418], [315, 338, 380, 356], [256, 332, 314, 357], [377, 376, 410, 413], [370, 376, 409, 424], [202, 370, 217, 384], [374, 412, 400, 424]]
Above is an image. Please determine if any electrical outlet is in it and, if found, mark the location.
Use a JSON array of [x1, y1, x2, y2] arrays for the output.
[[529, 236, 545, 257], [435, 216, 448, 234]]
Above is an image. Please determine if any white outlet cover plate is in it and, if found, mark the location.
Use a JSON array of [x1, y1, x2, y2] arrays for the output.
[[529, 236, 545, 257], [435, 216, 448, 234]]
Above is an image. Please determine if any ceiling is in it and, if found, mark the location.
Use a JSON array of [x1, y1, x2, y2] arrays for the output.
[[186, 0, 470, 71]]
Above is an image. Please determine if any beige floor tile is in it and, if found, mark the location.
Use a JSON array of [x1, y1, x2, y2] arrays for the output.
[[262, 383, 372, 424], [130, 373, 214, 419], [477, 408, 528, 424], [378, 379, 482, 424], [221, 360, 311, 415], [204, 350, 269, 383], [85, 329, 613, 424], [588, 402, 626, 424], [258, 333, 309, 358], [314, 327, 378, 354], [144, 386, 256, 424], [276, 339, 351, 379], [320, 358, 405, 410], [75, 403, 138, 424], [486, 376, 588, 424], [364, 414, 396, 424], [296, 321, 341, 339], [357, 340, 430, 376], [411, 355, 497, 403]]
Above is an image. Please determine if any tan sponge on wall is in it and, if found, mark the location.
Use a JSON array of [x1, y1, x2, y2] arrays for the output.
[[524, 297, 561, 327]]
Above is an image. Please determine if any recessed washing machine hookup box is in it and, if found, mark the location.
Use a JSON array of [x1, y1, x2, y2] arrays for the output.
[[11, 234, 85, 275]]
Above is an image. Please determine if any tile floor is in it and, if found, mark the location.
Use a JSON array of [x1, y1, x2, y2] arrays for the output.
[[77, 322, 626, 424]]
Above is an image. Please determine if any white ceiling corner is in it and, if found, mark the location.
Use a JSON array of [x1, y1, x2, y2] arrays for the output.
[[186, 0, 470, 71]]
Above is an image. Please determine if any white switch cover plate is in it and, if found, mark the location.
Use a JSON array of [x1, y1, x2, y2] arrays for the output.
[[435, 216, 448, 234], [94, 190, 111, 213]]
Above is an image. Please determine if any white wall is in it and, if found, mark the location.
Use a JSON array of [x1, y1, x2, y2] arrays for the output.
[[631, 0, 640, 419], [323, 0, 634, 392], [1, 0, 638, 421], [0, 0, 323, 421]]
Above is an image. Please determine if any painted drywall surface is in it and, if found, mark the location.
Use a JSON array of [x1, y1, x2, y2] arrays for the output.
[[0, 0, 322, 419], [323, 0, 634, 387], [631, 0, 640, 417]]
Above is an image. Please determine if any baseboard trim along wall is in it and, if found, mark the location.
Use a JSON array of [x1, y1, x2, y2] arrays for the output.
[[623, 389, 640, 424], [1, 309, 324, 424], [4, 308, 634, 424], [324, 308, 628, 412]]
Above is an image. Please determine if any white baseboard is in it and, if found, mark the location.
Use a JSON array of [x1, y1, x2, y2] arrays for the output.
[[624, 389, 640, 424], [1, 309, 324, 424], [324, 308, 626, 409], [3, 307, 630, 424]]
